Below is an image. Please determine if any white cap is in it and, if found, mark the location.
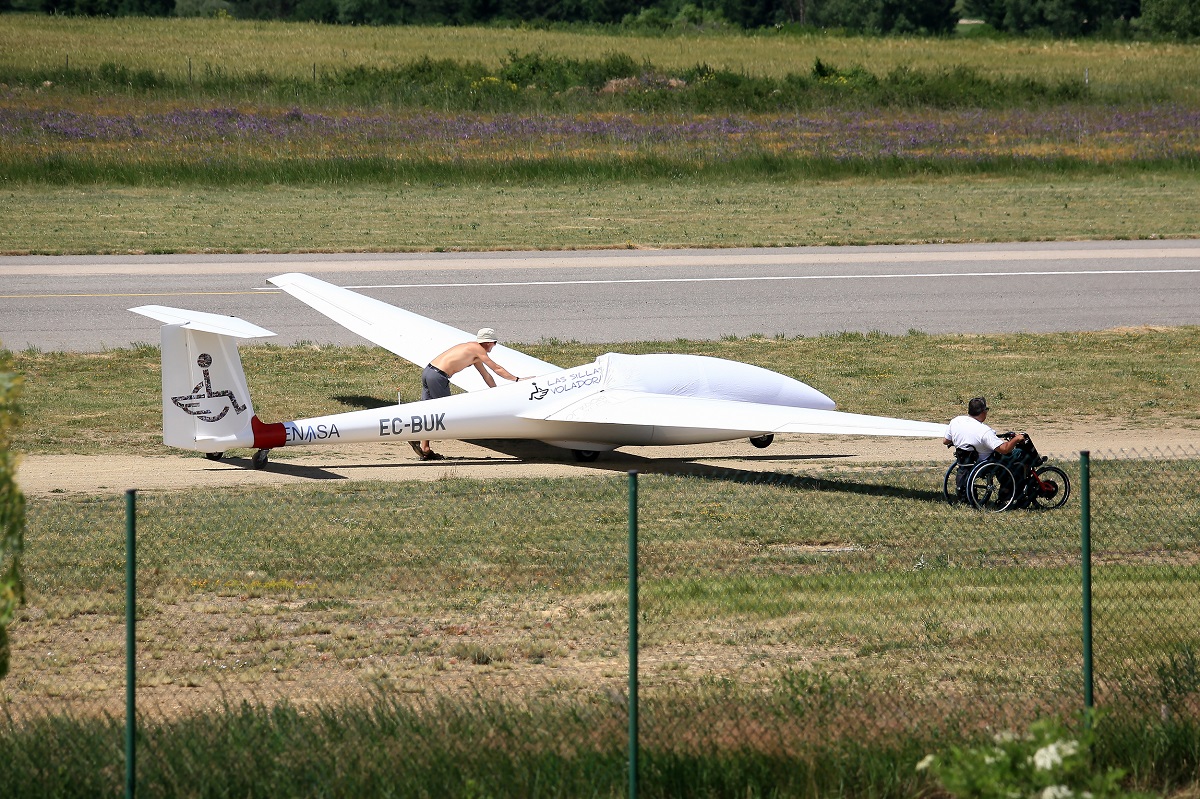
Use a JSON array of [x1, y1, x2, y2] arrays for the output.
[[476, 327, 498, 343]]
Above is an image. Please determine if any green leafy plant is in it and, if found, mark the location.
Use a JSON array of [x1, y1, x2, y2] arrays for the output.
[[0, 349, 26, 680], [917, 716, 1142, 799]]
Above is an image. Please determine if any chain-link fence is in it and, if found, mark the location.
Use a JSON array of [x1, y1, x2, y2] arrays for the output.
[[1089, 450, 1200, 722], [3, 446, 1198, 796]]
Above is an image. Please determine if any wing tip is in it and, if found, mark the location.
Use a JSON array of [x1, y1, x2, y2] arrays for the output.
[[267, 272, 308, 287]]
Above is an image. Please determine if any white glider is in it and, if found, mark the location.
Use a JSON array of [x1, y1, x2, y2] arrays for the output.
[[131, 272, 947, 468]]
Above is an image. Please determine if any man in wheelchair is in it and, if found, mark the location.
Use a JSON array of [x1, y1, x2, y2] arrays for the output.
[[943, 396, 1027, 497]]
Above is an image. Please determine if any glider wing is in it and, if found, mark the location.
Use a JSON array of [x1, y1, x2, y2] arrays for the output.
[[523, 390, 948, 438], [268, 272, 557, 392]]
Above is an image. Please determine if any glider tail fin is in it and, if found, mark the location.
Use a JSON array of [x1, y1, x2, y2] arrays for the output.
[[130, 306, 276, 453]]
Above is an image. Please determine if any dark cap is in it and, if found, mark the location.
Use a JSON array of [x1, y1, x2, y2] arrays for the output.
[[968, 396, 989, 416]]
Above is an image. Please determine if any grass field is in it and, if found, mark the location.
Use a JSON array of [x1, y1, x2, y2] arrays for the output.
[[0, 471, 1107, 711], [3, 175, 1199, 254], [5, 16, 1200, 103]]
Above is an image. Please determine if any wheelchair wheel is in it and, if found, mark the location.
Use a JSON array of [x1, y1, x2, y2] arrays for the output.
[[967, 461, 1016, 512], [1030, 465, 1071, 510], [942, 462, 960, 503]]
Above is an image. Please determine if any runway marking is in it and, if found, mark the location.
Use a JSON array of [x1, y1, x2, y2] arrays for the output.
[[4, 268, 1199, 299], [255, 267, 1200, 292]]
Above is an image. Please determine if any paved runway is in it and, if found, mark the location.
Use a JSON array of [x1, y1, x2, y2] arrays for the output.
[[3, 240, 1198, 350]]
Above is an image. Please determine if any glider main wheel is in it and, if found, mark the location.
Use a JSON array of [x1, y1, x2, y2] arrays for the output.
[[204, 452, 224, 461], [252, 449, 271, 470], [749, 434, 774, 449], [572, 450, 600, 463], [1030, 466, 1071, 510], [967, 461, 1016, 512]]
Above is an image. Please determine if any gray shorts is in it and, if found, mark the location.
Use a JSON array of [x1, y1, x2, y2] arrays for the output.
[[421, 364, 451, 401]]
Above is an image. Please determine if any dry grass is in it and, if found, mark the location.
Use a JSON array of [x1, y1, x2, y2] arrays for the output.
[[0, 473, 1075, 719], [7, 460, 1197, 724]]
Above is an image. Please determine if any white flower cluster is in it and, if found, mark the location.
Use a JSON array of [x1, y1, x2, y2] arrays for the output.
[[1030, 739, 1080, 771], [1039, 785, 1094, 799]]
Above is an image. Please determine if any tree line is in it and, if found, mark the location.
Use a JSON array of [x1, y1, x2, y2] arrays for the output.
[[4, 0, 1198, 39]]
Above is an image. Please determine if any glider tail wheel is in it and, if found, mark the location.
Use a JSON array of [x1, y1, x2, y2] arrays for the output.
[[252, 449, 271, 470], [204, 452, 224, 461], [572, 450, 600, 463], [749, 434, 774, 449]]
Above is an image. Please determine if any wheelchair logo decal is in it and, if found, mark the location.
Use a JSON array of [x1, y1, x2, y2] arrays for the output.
[[171, 353, 247, 423]]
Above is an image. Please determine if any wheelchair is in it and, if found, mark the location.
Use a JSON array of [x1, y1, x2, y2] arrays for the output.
[[943, 433, 1071, 512]]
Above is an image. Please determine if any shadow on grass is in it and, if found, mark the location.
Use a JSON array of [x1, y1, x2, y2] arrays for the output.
[[466, 438, 944, 503], [334, 394, 393, 410]]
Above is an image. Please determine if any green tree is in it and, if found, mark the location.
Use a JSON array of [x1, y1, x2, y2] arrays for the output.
[[1140, 0, 1200, 37], [815, 0, 958, 33], [0, 349, 25, 681], [962, 0, 1137, 34]]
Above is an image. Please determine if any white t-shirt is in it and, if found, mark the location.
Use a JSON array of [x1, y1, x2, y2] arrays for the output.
[[946, 414, 1006, 459]]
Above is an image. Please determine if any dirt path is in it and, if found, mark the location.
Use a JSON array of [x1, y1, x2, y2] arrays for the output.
[[18, 424, 1199, 496]]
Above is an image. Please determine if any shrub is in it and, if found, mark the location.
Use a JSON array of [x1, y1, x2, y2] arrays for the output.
[[916, 716, 1151, 799], [0, 349, 25, 681]]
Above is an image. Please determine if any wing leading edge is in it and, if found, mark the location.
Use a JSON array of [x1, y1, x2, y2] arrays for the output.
[[524, 390, 948, 439], [268, 272, 557, 392]]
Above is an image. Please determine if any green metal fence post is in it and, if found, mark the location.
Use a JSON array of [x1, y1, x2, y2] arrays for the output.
[[126, 489, 137, 799], [1080, 452, 1094, 717], [627, 470, 639, 799]]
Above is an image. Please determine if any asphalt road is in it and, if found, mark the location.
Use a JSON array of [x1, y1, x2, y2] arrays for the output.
[[3, 240, 1199, 351]]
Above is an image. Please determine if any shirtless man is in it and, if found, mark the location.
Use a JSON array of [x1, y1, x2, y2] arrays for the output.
[[411, 328, 525, 460]]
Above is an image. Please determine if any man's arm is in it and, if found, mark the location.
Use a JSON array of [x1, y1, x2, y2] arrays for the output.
[[480, 354, 519, 383], [993, 432, 1026, 455], [473, 362, 498, 388]]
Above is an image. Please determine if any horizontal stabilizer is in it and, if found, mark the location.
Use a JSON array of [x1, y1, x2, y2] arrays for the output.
[[130, 305, 276, 339]]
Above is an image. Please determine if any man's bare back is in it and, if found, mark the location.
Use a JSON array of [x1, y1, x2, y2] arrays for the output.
[[429, 341, 519, 388]]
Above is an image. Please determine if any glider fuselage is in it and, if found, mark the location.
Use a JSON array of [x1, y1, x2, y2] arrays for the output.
[[261, 353, 835, 452]]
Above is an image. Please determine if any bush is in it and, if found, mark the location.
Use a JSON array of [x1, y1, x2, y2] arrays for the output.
[[498, 50, 641, 92], [917, 716, 1152, 799], [0, 349, 25, 681]]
